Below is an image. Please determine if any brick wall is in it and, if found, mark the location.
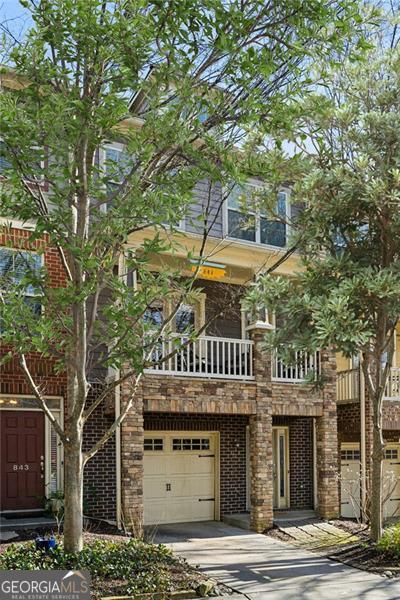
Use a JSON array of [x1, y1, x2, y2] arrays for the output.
[[83, 395, 116, 521], [144, 412, 249, 515], [273, 416, 314, 509], [0, 227, 117, 521]]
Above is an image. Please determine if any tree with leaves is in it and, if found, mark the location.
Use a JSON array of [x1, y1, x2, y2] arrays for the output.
[[0, 0, 370, 552], [245, 47, 400, 542]]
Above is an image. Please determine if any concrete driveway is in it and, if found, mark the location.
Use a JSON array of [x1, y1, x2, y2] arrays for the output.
[[153, 521, 400, 599]]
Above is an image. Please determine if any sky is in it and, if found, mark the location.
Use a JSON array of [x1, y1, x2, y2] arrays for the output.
[[1, 0, 32, 40]]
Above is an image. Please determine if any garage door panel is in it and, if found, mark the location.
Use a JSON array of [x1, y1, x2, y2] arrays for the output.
[[169, 475, 214, 498], [144, 432, 217, 525], [167, 456, 214, 476], [144, 455, 167, 475], [383, 448, 400, 519], [167, 499, 214, 523], [143, 476, 166, 499], [340, 444, 361, 519]]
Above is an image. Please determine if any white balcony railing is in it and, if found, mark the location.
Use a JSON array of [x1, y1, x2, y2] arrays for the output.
[[385, 368, 400, 400], [272, 350, 321, 383], [144, 335, 254, 380], [337, 368, 360, 402], [337, 367, 400, 401]]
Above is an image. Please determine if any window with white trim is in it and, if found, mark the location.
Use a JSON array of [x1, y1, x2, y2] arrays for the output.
[[0, 140, 45, 182], [0, 248, 42, 330], [227, 183, 288, 247], [102, 143, 131, 192]]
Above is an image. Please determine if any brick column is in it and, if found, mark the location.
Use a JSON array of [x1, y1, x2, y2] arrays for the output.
[[316, 350, 340, 518], [120, 378, 144, 532], [248, 325, 274, 532]]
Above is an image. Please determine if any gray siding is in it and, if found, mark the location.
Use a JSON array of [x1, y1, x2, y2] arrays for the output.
[[185, 179, 224, 238]]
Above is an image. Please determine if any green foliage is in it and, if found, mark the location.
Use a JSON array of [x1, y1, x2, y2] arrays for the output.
[[247, 47, 400, 377], [377, 523, 400, 558], [0, 538, 198, 595], [0, 0, 372, 398]]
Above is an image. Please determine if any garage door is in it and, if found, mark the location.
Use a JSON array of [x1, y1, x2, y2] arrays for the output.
[[340, 444, 361, 519], [383, 446, 400, 519], [144, 432, 217, 525]]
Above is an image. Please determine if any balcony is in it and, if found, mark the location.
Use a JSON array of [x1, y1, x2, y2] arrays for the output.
[[337, 367, 400, 402], [385, 368, 400, 400], [272, 350, 321, 383], [144, 335, 254, 380]]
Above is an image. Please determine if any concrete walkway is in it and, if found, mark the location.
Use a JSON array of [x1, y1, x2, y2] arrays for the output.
[[154, 521, 400, 599]]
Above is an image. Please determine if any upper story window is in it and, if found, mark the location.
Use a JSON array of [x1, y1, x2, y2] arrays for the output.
[[0, 248, 42, 326], [227, 183, 288, 248], [101, 143, 130, 191], [0, 140, 44, 183], [175, 303, 195, 333], [0, 140, 12, 174]]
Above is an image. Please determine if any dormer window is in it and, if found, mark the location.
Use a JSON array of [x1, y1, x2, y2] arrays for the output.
[[227, 183, 288, 248]]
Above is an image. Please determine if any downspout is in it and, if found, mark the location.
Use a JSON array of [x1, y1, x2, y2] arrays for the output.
[[313, 418, 318, 510], [359, 361, 366, 522]]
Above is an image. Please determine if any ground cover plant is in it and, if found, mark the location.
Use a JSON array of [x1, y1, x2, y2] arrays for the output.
[[0, 534, 214, 598]]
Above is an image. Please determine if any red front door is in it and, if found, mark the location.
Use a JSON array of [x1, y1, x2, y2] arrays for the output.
[[1, 411, 45, 511]]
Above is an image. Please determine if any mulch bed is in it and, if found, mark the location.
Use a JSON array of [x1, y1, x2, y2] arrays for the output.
[[267, 518, 400, 579]]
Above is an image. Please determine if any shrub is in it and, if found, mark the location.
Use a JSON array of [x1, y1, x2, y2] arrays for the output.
[[377, 523, 400, 559], [0, 538, 198, 595]]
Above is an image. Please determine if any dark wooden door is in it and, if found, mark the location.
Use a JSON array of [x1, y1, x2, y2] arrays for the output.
[[1, 411, 45, 511]]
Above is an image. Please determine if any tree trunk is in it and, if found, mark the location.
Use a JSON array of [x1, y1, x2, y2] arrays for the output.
[[370, 404, 384, 542], [63, 436, 84, 553]]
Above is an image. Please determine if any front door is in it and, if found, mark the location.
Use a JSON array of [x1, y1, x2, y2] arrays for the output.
[[273, 427, 290, 509], [1, 411, 45, 511]]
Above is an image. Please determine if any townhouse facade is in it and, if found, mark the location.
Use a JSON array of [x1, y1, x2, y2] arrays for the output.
[[1, 81, 398, 532], [0, 171, 340, 532]]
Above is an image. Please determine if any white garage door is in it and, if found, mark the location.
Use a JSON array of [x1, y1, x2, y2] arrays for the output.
[[340, 444, 361, 519], [383, 446, 400, 519], [144, 432, 217, 525]]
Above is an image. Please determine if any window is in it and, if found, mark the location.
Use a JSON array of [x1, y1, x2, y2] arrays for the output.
[[0, 248, 42, 325], [172, 438, 210, 451], [0, 141, 44, 182], [0, 140, 12, 174], [227, 183, 288, 247], [341, 449, 360, 461], [102, 143, 131, 201], [175, 304, 195, 333], [384, 449, 398, 460], [143, 306, 164, 329], [144, 438, 164, 451]]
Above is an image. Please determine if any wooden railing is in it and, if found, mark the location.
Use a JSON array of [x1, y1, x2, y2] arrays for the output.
[[272, 350, 321, 382], [144, 335, 254, 380], [385, 368, 400, 400], [337, 367, 400, 401], [337, 368, 360, 402]]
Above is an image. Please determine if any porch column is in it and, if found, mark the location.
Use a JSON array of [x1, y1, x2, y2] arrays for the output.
[[316, 350, 340, 518], [248, 325, 274, 531], [120, 377, 144, 532]]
